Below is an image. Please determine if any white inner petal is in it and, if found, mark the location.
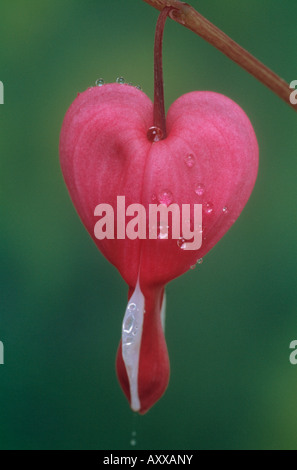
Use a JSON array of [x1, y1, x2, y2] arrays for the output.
[[160, 292, 166, 332], [122, 279, 145, 412]]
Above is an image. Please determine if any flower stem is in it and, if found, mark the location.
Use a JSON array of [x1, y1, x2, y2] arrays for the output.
[[153, 6, 173, 139], [143, 0, 297, 112]]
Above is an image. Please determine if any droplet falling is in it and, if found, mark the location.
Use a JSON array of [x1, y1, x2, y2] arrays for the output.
[[195, 183, 205, 196], [116, 76, 126, 84], [158, 189, 173, 206], [95, 78, 105, 87], [147, 126, 163, 142], [130, 431, 137, 447], [184, 154, 195, 168]]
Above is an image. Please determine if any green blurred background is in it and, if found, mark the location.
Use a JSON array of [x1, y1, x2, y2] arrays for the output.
[[0, 0, 297, 450]]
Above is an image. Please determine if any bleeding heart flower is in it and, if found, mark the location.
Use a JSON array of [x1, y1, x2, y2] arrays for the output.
[[59, 7, 258, 414]]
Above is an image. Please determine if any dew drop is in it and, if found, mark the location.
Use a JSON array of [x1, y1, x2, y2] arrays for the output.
[[222, 206, 229, 214], [158, 189, 173, 206], [204, 202, 214, 215], [184, 154, 195, 168], [191, 258, 203, 269], [158, 223, 169, 240], [147, 126, 163, 142], [125, 338, 133, 347], [135, 85, 142, 90], [116, 76, 125, 84], [158, 232, 168, 240], [177, 237, 187, 250], [195, 183, 205, 197], [95, 78, 105, 87], [123, 312, 135, 334], [128, 303, 136, 311]]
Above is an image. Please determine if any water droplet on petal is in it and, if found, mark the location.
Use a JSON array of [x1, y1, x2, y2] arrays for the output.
[[158, 231, 168, 240], [95, 78, 105, 87], [177, 237, 187, 250], [222, 206, 229, 214], [195, 183, 205, 196], [128, 303, 136, 311], [135, 85, 142, 90], [158, 189, 173, 206], [116, 76, 125, 84], [204, 202, 214, 215], [147, 126, 163, 142], [184, 154, 195, 168], [123, 312, 135, 334], [158, 223, 169, 240], [191, 258, 203, 269]]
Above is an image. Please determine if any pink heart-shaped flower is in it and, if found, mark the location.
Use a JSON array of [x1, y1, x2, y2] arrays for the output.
[[60, 83, 258, 413]]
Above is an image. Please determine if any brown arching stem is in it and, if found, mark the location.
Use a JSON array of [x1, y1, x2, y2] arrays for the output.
[[143, 0, 297, 113]]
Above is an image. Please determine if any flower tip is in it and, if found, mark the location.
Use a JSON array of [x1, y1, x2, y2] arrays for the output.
[[116, 342, 170, 414], [116, 284, 170, 413]]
